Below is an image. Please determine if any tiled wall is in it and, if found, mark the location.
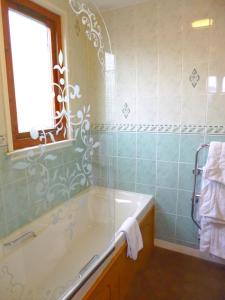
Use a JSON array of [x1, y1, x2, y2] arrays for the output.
[[99, 0, 225, 127], [93, 131, 225, 248], [0, 144, 88, 239], [92, 0, 225, 248]]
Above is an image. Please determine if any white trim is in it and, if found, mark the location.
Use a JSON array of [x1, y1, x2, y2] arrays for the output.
[[155, 239, 225, 265]]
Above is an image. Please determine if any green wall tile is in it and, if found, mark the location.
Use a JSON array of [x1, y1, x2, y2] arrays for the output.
[[155, 212, 176, 240], [94, 132, 117, 157], [179, 163, 193, 191], [108, 157, 117, 188], [157, 134, 180, 162], [157, 161, 178, 188], [135, 184, 155, 196], [176, 216, 198, 243], [137, 159, 156, 185], [118, 157, 136, 183], [156, 187, 177, 214], [137, 133, 156, 160], [180, 134, 204, 164], [118, 132, 136, 157], [206, 135, 225, 143], [117, 180, 136, 192], [177, 190, 192, 217], [4, 179, 29, 220]]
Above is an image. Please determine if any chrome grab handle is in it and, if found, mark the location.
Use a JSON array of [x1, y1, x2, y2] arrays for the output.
[[60, 244, 115, 300], [79, 255, 100, 278], [3, 231, 37, 247], [191, 144, 209, 229]]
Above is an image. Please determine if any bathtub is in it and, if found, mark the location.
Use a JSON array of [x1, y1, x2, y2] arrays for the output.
[[0, 186, 153, 300]]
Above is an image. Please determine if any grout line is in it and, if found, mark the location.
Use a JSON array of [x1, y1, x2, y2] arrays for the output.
[[155, 0, 160, 205], [175, 131, 182, 240], [109, 154, 194, 166], [204, 18, 211, 145], [134, 4, 138, 194], [175, 0, 184, 240]]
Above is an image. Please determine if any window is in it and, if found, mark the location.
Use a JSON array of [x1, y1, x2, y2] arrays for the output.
[[1, 0, 64, 150]]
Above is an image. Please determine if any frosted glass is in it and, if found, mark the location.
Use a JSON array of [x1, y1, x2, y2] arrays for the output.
[[9, 9, 55, 133]]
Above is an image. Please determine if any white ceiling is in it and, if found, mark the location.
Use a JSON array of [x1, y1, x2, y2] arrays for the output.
[[94, 0, 147, 11]]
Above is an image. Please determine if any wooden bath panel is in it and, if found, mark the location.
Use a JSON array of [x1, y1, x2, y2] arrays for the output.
[[79, 205, 155, 300]]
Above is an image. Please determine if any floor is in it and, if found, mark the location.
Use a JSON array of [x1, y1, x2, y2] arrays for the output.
[[126, 247, 225, 300]]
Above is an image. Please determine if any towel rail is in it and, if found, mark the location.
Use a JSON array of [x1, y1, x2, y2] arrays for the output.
[[191, 144, 209, 229]]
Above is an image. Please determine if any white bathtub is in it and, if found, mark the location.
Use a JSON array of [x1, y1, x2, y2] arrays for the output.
[[0, 186, 153, 300]]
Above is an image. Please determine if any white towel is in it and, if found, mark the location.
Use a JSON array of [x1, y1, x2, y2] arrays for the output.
[[204, 141, 225, 185], [199, 142, 225, 259], [200, 172, 225, 220], [118, 217, 143, 260], [200, 217, 225, 259]]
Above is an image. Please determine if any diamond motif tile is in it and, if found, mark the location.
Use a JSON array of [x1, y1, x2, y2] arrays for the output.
[[189, 68, 200, 88], [122, 103, 131, 119]]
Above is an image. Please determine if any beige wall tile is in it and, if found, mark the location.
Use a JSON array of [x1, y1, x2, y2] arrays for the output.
[[181, 95, 207, 125], [137, 97, 157, 124], [102, 0, 225, 127], [157, 96, 181, 125], [207, 94, 225, 125]]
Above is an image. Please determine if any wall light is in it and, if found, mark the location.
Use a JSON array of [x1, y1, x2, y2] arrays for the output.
[[192, 19, 213, 28]]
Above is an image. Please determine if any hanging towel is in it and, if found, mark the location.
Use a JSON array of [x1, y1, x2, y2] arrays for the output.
[[200, 142, 225, 259], [200, 142, 225, 220], [200, 172, 225, 221], [203, 142, 225, 185], [117, 217, 143, 260], [200, 217, 225, 259]]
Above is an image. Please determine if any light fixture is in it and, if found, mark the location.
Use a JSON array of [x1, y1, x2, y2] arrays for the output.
[[192, 18, 213, 28]]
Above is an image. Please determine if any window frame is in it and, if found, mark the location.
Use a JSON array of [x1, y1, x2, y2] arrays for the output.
[[1, 0, 65, 150]]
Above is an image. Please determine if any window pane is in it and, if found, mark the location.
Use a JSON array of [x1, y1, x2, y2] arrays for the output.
[[9, 9, 55, 133]]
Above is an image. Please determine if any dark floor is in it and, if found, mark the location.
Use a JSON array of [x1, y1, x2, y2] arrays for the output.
[[126, 247, 225, 300]]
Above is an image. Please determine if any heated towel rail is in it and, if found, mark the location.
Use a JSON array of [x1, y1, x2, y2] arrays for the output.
[[191, 143, 209, 229]]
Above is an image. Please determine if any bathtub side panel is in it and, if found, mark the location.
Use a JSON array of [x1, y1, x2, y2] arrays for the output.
[[81, 205, 155, 300]]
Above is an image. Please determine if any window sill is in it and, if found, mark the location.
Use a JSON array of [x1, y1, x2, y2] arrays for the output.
[[7, 139, 74, 161]]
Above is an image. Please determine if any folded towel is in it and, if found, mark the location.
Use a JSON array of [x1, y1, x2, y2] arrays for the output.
[[117, 217, 143, 260]]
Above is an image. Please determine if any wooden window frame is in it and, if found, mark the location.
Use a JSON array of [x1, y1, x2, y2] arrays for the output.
[[1, 0, 65, 150]]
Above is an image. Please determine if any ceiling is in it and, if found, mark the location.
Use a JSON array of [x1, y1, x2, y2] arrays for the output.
[[94, 0, 147, 11]]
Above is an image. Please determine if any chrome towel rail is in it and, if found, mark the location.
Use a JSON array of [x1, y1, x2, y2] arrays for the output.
[[191, 144, 209, 229]]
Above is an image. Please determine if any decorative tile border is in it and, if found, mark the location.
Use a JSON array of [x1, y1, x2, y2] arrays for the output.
[[180, 125, 206, 134], [92, 124, 225, 135], [206, 126, 225, 135], [2, 125, 225, 148]]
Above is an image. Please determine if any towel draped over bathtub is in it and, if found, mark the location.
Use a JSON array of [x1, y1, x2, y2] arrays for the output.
[[200, 142, 225, 259], [117, 217, 143, 260]]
